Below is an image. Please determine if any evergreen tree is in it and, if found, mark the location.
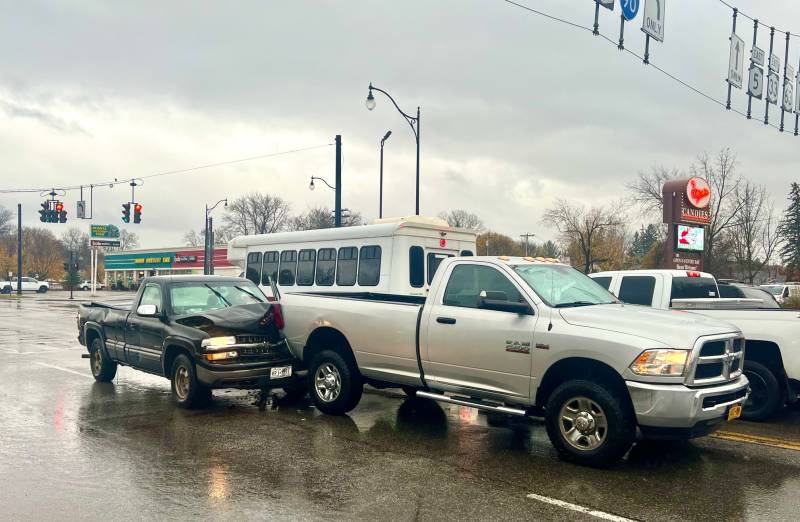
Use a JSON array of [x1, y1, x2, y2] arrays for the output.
[[628, 224, 659, 263], [778, 182, 800, 276]]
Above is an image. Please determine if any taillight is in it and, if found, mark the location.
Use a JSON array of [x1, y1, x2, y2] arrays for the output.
[[271, 303, 285, 330], [687, 271, 701, 278]]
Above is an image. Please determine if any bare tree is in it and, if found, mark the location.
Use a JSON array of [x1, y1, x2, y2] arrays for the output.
[[0, 205, 13, 237], [438, 210, 485, 232], [290, 206, 363, 231], [223, 192, 291, 236], [118, 229, 139, 251], [729, 182, 781, 284], [542, 199, 625, 273], [183, 229, 202, 247]]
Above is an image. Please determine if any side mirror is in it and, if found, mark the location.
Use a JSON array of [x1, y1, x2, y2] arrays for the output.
[[478, 290, 533, 315], [137, 304, 159, 317]]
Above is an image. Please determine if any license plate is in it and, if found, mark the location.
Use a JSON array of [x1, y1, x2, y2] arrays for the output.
[[270, 366, 292, 379], [727, 404, 742, 421]]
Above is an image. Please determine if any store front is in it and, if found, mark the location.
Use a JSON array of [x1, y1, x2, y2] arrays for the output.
[[104, 247, 239, 289]]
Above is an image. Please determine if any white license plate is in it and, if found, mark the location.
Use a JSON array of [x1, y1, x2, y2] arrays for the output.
[[270, 366, 292, 379]]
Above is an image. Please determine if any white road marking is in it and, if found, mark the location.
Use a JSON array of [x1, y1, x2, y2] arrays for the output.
[[526, 493, 636, 522], [34, 362, 93, 379]]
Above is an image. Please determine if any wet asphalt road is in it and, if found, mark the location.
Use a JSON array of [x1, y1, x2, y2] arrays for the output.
[[1, 293, 799, 521]]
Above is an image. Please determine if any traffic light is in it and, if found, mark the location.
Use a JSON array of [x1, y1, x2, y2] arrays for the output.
[[55, 202, 67, 223], [39, 202, 49, 222], [122, 203, 131, 223], [133, 203, 142, 224]]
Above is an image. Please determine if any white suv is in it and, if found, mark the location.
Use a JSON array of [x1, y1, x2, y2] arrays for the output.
[[0, 277, 49, 293], [79, 280, 104, 291], [760, 283, 800, 305]]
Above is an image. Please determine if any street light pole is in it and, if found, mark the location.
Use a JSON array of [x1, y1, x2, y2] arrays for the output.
[[335, 135, 342, 228], [204, 198, 228, 275], [379, 130, 392, 219], [366, 83, 421, 215]]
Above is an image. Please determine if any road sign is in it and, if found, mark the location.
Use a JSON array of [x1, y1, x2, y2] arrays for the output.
[[767, 72, 780, 104], [596, 0, 614, 10], [620, 0, 639, 21], [77, 201, 86, 219], [783, 82, 794, 113], [786, 64, 795, 81], [641, 0, 665, 42], [769, 54, 781, 74], [90, 224, 121, 239], [91, 240, 120, 248], [796, 72, 800, 112], [751, 46, 765, 67], [727, 33, 745, 89], [748, 65, 764, 99]]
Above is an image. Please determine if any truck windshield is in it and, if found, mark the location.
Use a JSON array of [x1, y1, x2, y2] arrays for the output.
[[670, 277, 718, 300], [169, 281, 267, 316], [512, 264, 617, 308]]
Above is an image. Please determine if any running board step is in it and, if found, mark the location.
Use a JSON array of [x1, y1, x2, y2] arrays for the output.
[[415, 391, 527, 416]]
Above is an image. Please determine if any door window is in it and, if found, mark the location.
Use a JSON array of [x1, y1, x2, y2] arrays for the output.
[[261, 251, 278, 285], [428, 253, 453, 284], [357, 246, 381, 286], [316, 248, 336, 286], [246, 252, 262, 285], [336, 247, 357, 286], [278, 251, 297, 286], [139, 284, 163, 312], [296, 249, 316, 286], [409, 246, 424, 288], [592, 276, 612, 290], [618, 276, 656, 306], [442, 264, 522, 309]]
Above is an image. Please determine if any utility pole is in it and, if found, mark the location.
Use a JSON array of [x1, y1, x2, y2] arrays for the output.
[[520, 233, 536, 256], [16, 204, 22, 296], [335, 135, 342, 228]]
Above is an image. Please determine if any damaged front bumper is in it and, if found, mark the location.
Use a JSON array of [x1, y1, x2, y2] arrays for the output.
[[196, 339, 305, 389]]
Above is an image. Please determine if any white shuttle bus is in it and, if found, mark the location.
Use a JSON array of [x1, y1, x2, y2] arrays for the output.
[[227, 216, 478, 298]]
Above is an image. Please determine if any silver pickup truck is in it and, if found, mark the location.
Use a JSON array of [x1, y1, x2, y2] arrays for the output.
[[281, 256, 749, 466]]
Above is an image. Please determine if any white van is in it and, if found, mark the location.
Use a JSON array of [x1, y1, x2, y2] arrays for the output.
[[227, 216, 478, 297]]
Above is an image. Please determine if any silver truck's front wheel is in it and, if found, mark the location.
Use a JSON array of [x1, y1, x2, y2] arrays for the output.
[[315, 363, 342, 402], [558, 396, 608, 451]]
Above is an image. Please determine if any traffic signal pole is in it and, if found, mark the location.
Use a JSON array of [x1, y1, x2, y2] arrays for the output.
[[16, 204, 22, 296]]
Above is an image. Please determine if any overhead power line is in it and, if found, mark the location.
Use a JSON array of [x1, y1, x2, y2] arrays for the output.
[[716, 0, 800, 38], [501, 0, 788, 134], [0, 142, 333, 194]]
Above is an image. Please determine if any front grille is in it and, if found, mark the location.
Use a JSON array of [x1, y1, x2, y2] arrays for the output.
[[702, 387, 747, 409], [700, 341, 725, 357], [688, 335, 745, 386], [236, 334, 272, 344], [695, 363, 724, 380]]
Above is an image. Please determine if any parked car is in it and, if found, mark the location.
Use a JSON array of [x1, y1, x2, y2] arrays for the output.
[[79, 280, 105, 291], [760, 282, 800, 305], [590, 269, 799, 420], [77, 275, 304, 408], [1, 277, 49, 293], [717, 281, 780, 308], [280, 256, 748, 467]]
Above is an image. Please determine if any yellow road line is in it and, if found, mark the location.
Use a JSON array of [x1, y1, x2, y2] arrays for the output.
[[711, 430, 800, 451]]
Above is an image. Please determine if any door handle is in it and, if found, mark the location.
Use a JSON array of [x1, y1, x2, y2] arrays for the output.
[[436, 317, 456, 325]]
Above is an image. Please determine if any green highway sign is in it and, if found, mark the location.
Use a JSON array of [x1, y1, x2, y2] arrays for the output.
[[91, 224, 121, 239]]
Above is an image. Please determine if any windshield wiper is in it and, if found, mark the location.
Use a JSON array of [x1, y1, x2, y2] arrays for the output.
[[554, 301, 599, 308], [204, 284, 231, 306], [234, 286, 263, 302]]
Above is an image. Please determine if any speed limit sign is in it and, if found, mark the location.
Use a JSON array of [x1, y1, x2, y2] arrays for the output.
[[767, 72, 780, 105], [748, 65, 763, 99]]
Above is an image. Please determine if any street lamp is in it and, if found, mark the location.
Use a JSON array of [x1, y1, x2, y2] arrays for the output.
[[308, 176, 342, 226], [379, 130, 392, 219], [204, 198, 227, 275], [366, 82, 421, 215]]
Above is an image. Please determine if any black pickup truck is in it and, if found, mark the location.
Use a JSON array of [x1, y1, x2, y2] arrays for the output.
[[77, 275, 305, 408]]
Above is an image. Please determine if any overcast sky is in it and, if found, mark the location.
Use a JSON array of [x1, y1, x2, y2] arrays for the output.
[[1, 0, 799, 248]]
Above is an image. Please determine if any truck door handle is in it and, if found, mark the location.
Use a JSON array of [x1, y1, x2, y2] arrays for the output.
[[436, 317, 456, 325]]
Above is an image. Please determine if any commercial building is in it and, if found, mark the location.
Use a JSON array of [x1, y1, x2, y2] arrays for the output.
[[104, 246, 239, 288]]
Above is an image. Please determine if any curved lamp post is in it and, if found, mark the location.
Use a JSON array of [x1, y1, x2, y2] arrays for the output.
[[379, 130, 392, 219], [204, 198, 227, 275], [366, 83, 420, 215]]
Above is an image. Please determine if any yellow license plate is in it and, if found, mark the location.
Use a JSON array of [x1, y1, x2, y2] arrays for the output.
[[727, 404, 742, 421]]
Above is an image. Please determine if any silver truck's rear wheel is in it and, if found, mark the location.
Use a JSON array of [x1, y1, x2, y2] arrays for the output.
[[308, 349, 362, 415], [89, 337, 117, 382], [545, 380, 635, 467]]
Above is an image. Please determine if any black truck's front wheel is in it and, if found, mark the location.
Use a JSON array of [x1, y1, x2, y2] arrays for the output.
[[545, 380, 635, 467], [309, 350, 362, 415], [170, 354, 212, 409], [89, 337, 117, 382]]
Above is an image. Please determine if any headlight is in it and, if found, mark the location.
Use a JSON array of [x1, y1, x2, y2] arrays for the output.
[[206, 350, 238, 361], [630, 349, 689, 377], [201, 336, 237, 349]]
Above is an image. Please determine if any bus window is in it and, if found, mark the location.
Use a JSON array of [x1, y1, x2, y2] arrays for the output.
[[316, 248, 336, 286], [427, 253, 453, 284], [246, 252, 262, 285], [337, 247, 357, 286], [296, 249, 316, 286], [261, 251, 278, 285], [409, 246, 424, 288], [358, 246, 381, 286], [278, 250, 297, 286]]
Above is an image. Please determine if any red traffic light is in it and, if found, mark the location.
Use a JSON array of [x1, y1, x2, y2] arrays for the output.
[[134, 203, 142, 212], [55, 202, 64, 213]]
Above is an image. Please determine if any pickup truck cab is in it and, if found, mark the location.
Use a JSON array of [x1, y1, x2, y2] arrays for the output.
[[590, 269, 799, 420], [281, 257, 748, 466], [1, 277, 49, 293], [78, 275, 303, 408]]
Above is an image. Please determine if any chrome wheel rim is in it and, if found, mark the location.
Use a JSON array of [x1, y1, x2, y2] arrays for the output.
[[314, 363, 342, 403], [92, 349, 102, 376], [175, 366, 190, 400], [559, 396, 608, 451]]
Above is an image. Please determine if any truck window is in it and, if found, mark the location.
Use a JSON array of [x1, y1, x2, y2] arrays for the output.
[[428, 253, 453, 285], [592, 276, 612, 290], [670, 277, 718, 300], [139, 284, 163, 312], [460, 250, 474, 256], [278, 250, 297, 286], [261, 251, 278, 285], [316, 248, 336, 286], [358, 246, 381, 286], [296, 249, 316, 286], [336, 247, 358, 286], [409, 246, 424, 288], [618, 276, 656, 306], [717, 284, 744, 298], [443, 264, 522, 309], [246, 252, 262, 285]]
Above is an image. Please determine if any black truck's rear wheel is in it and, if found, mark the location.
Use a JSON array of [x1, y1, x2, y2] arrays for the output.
[[89, 337, 117, 382], [309, 350, 362, 415], [170, 354, 211, 409]]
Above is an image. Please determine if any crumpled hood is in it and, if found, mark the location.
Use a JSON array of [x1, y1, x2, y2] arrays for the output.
[[175, 302, 279, 339], [558, 303, 740, 348]]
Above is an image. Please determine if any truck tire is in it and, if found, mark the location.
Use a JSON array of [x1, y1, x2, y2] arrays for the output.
[[544, 380, 635, 467], [309, 349, 363, 415], [37, 286, 48, 293], [170, 354, 212, 409], [89, 337, 117, 382], [742, 360, 782, 421], [401, 386, 418, 398]]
